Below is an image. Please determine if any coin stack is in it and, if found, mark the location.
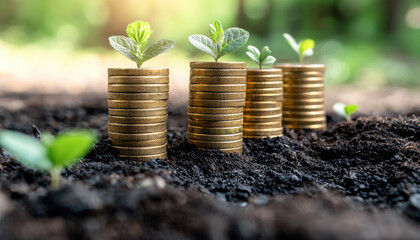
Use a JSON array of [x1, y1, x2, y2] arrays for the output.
[[275, 64, 326, 130], [187, 62, 247, 154], [244, 68, 283, 138], [108, 68, 169, 161]]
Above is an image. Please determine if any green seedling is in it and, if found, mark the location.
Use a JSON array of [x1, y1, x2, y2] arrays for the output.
[[109, 20, 175, 68], [189, 20, 249, 61], [246, 45, 276, 69], [0, 129, 97, 189], [333, 102, 358, 121], [283, 33, 315, 64]]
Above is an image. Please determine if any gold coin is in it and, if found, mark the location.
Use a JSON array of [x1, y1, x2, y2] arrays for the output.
[[188, 119, 243, 128], [283, 83, 324, 89], [283, 77, 324, 83], [246, 75, 283, 82], [283, 73, 325, 79], [283, 117, 326, 124], [113, 144, 167, 155], [197, 146, 243, 154], [244, 134, 282, 139], [189, 92, 245, 100], [188, 112, 243, 121], [110, 138, 167, 147], [188, 98, 245, 108], [284, 123, 326, 130], [108, 92, 169, 100], [188, 139, 243, 149], [190, 61, 246, 69], [275, 64, 325, 72], [188, 106, 243, 114], [243, 121, 282, 129], [244, 114, 282, 123], [282, 104, 324, 110], [244, 107, 282, 116], [108, 122, 167, 133], [191, 68, 247, 76], [282, 110, 325, 117], [246, 88, 282, 94], [108, 115, 168, 124], [108, 68, 169, 76], [190, 84, 246, 92], [244, 101, 281, 109], [246, 93, 283, 101], [119, 153, 167, 162], [283, 92, 324, 99], [108, 107, 167, 117], [247, 68, 282, 76], [246, 81, 283, 89], [283, 98, 324, 104], [108, 84, 169, 93], [243, 128, 283, 136], [108, 131, 166, 141], [190, 76, 246, 84], [108, 76, 169, 84], [188, 132, 243, 141], [188, 126, 242, 134], [108, 100, 167, 109]]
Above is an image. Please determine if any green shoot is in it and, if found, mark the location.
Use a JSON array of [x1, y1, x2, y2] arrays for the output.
[[246, 45, 276, 69], [109, 20, 175, 68], [283, 33, 315, 64], [333, 103, 359, 121], [0, 129, 97, 189], [189, 20, 249, 62]]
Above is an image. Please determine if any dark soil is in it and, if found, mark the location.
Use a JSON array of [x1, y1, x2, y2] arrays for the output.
[[0, 93, 419, 240]]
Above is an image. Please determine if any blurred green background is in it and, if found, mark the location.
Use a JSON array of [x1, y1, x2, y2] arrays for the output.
[[0, 0, 419, 91]]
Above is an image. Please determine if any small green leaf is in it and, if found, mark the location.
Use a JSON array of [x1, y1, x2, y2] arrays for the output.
[[47, 130, 97, 168], [109, 36, 139, 63], [344, 105, 358, 115], [299, 39, 315, 56], [0, 130, 51, 170], [219, 27, 249, 59], [209, 20, 224, 44], [262, 56, 276, 65], [41, 132, 55, 147], [188, 34, 217, 60], [144, 39, 175, 61], [126, 20, 152, 47], [246, 51, 259, 65], [283, 33, 299, 54], [246, 45, 260, 64], [260, 46, 271, 62]]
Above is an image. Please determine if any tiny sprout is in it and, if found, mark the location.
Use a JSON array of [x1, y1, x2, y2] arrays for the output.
[[0, 129, 97, 189], [283, 33, 315, 64], [333, 103, 358, 121], [246, 45, 276, 69], [109, 20, 175, 68]]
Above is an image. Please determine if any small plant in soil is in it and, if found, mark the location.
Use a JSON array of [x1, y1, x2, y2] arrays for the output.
[[0, 129, 97, 189], [283, 33, 315, 64], [246, 45, 276, 69], [109, 20, 175, 67], [188, 20, 249, 61], [333, 102, 358, 121]]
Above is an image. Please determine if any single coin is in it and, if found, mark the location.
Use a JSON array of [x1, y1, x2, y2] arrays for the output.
[[246, 75, 283, 82], [108, 131, 166, 141], [243, 128, 283, 136], [190, 84, 246, 92], [283, 98, 324, 104], [108, 107, 167, 117], [283, 91, 324, 99], [191, 68, 247, 76], [283, 77, 324, 83], [188, 106, 243, 114], [244, 134, 283, 139], [246, 93, 283, 101], [108, 92, 169, 100], [243, 121, 282, 129], [188, 119, 243, 128], [108, 122, 167, 133], [108, 68, 169, 76], [190, 76, 245, 84], [112, 144, 167, 155], [189, 92, 245, 100], [119, 153, 167, 162], [188, 139, 243, 149], [187, 132, 243, 141], [284, 123, 326, 130], [108, 115, 168, 124], [244, 107, 282, 116], [246, 88, 282, 94], [283, 83, 324, 90], [244, 114, 282, 123], [189, 98, 245, 108], [246, 81, 283, 89], [108, 100, 167, 109], [188, 126, 242, 134], [196, 146, 243, 154], [188, 112, 243, 121], [282, 104, 324, 110], [108, 84, 169, 93], [190, 61, 246, 69], [282, 71, 325, 77], [110, 138, 167, 147], [244, 101, 281, 109], [247, 68, 282, 76], [282, 110, 325, 117], [108, 76, 169, 84], [283, 117, 326, 124], [274, 64, 325, 72]]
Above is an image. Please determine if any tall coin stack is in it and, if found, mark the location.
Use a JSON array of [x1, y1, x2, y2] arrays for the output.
[[108, 68, 169, 161], [187, 62, 247, 154], [244, 68, 283, 138], [275, 64, 326, 130]]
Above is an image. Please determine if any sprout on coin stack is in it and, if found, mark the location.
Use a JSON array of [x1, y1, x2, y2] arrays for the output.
[[107, 20, 174, 161], [186, 20, 249, 154]]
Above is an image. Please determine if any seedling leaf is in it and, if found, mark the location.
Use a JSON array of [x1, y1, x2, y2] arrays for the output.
[[144, 39, 175, 61], [344, 105, 358, 115], [299, 39, 315, 56], [209, 20, 224, 44], [109, 36, 139, 63], [260, 46, 271, 62], [188, 35, 217, 60], [334, 102, 358, 121], [126, 21, 152, 47], [283, 33, 315, 64], [219, 28, 249, 58], [262, 56, 276, 65], [245, 45, 276, 69]]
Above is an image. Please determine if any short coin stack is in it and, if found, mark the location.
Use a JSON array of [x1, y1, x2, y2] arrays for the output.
[[275, 64, 326, 130], [187, 62, 247, 154], [244, 68, 283, 138], [108, 68, 169, 161]]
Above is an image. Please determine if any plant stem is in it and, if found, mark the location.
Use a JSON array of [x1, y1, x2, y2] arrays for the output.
[[346, 115, 351, 122], [259, 62, 262, 70], [49, 168, 62, 189], [299, 55, 303, 64]]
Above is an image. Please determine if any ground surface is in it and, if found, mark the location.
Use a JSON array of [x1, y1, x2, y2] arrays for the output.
[[0, 93, 419, 240]]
